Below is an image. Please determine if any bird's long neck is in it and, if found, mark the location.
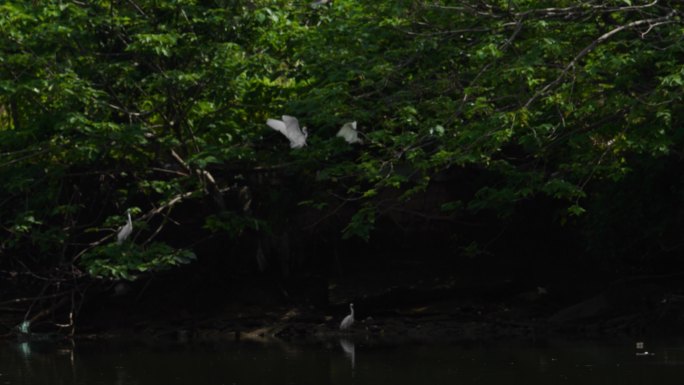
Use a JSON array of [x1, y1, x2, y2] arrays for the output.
[[350, 305, 354, 317], [127, 212, 132, 224]]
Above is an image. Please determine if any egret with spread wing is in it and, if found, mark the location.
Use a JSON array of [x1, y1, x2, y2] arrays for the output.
[[267, 115, 308, 149], [336, 121, 362, 144]]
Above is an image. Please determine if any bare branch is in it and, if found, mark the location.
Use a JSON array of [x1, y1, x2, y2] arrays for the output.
[[126, 0, 147, 17], [515, 0, 660, 18], [399, 27, 491, 37], [0, 291, 70, 307], [426, 0, 661, 19]]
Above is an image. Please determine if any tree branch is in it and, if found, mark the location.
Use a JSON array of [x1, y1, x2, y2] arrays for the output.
[[523, 10, 677, 109]]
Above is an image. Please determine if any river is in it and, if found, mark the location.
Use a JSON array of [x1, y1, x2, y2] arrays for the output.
[[0, 338, 682, 384]]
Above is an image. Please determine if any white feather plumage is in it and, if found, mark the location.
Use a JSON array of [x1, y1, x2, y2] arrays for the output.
[[336, 121, 362, 144], [116, 211, 133, 244], [266, 115, 308, 149], [339, 303, 355, 330]]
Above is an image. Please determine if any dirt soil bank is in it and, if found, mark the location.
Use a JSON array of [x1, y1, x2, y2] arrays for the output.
[[73, 266, 684, 344]]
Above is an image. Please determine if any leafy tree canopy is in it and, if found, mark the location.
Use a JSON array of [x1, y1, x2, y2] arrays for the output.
[[0, 0, 682, 279]]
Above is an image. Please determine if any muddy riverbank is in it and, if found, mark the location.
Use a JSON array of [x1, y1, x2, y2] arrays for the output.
[[3, 259, 681, 345]]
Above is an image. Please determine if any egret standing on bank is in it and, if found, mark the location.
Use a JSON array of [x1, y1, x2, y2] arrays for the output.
[[340, 303, 355, 331], [116, 210, 133, 244], [266, 115, 308, 149]]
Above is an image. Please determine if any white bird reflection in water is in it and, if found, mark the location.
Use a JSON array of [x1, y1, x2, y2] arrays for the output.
[[17, 342, 31, 358], [339, 338, 356, 373]]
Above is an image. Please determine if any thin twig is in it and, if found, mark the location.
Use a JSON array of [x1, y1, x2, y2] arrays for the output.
[[0, 291, 71, 307], [524, 11, 677, 109]]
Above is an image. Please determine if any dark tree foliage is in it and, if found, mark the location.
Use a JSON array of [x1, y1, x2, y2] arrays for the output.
[[0, 0, 682, 283]]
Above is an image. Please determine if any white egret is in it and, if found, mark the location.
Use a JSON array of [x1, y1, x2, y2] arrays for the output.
[[336, 121, 362, 144], [339, 303, 355, 330], [266, 115, 308, 149], [18, 320, 30, 334], [310, 0, 331, 7], [116, 211, 133, 244]]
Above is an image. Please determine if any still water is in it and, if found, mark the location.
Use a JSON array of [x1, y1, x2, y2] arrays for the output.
[[1, 338, 683, 384]]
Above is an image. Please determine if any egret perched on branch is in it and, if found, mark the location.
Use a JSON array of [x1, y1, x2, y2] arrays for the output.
[[340, 303, 355, 331], [116, 210, 133, 244], [336, 121, 362, 144], [266, 115, 308, 149]]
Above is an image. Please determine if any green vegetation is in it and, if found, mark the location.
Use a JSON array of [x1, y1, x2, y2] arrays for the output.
[[0, 0, 682, 283]]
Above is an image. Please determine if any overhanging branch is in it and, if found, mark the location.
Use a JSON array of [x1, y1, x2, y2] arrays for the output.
[[523, 10, 677, 109]]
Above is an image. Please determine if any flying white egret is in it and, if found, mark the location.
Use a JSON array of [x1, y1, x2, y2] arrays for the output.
[[310, 0, 331, 7], [266, 115, 308, 149], [336, 121, 362, 144], [116, 211, 133, 244], [339, 303, 355, 330]]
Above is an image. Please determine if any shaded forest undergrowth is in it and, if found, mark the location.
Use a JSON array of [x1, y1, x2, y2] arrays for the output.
[[4, 217, 684, 343], [3, 0, 684, 344], [4, 159, 684, 342]]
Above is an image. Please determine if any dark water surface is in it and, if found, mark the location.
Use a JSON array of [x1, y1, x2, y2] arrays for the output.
[[1, 338, 683, 384]]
